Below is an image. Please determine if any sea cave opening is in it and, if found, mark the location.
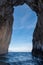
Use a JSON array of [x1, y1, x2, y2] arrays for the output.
[[8, 4, 37, 52]]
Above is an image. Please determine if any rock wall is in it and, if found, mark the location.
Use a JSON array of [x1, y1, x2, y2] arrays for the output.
[[32, 11, 43, 56], [32, 0, 43, 56], [0, 0, 14, 54], [0, 0, 43, 55]]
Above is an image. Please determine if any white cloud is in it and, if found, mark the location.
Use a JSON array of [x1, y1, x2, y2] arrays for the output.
[[8, 43, 32, 52], [20, 13, 29, 26], [9, 47, 32, 52]]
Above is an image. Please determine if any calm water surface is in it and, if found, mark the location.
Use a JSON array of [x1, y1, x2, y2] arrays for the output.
[[0, 52, 43, 65]]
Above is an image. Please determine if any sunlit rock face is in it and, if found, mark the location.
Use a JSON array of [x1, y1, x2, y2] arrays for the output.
[[0, 0, 13, 54], [0, 0, 43, 55]]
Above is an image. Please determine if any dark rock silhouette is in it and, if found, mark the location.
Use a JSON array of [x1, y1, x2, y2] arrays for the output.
[[0, 0, 43, 55]]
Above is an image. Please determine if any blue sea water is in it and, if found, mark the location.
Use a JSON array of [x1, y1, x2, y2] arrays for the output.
[[0, 52, 43, 65]]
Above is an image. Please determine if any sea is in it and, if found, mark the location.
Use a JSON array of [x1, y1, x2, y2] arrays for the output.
[[0, 52, 43, 65]]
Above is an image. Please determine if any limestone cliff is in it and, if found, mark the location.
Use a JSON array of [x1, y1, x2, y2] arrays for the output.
[[32, 0, 43, 56], [0, 0, 43, 55], [0, 0, 14, 54]]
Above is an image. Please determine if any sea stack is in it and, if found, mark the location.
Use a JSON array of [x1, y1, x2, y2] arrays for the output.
[[0, 0, 43, 56]]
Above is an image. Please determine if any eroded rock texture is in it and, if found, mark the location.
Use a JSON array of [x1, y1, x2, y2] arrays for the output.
[[0, 0, 43, 55], [0, 0, 14, 54], [32, 0, 43, 56]]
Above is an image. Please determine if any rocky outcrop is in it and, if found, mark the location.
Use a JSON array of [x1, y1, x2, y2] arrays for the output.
[[0, 0, 14, 54], [32, 11, 43, 56], [0, 0, 43, 55], [32, 0, 43, 56]]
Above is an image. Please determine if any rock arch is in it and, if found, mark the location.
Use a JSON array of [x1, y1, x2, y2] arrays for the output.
[[0, 0, 43, 55]]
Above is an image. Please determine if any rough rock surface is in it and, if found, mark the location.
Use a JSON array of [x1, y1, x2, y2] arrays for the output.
[[0, 0, 43, 55]]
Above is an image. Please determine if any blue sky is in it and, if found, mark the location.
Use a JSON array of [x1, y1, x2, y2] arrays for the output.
[[9, 4, 37, 52]]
